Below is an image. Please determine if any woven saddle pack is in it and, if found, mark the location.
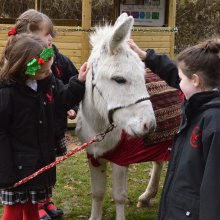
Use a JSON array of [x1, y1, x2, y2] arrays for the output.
[[144, 71, 182, 145]]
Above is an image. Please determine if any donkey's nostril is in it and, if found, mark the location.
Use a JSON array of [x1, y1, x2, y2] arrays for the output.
[[143, 123, 149, 132]]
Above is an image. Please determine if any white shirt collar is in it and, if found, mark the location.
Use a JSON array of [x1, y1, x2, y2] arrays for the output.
[[26, 79, 37, 91]]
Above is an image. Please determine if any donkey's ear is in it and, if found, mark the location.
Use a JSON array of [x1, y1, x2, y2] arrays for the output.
[[109, 15, 134, 54], [114, 13, 128, 27]]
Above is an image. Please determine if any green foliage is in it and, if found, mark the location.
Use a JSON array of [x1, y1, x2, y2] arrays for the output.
[[0, 0, 114, 23], [1, 0, 219, 53], [175, 0, 220, 53], [41, 0, 82, 20], [0, 0, 34, 18]]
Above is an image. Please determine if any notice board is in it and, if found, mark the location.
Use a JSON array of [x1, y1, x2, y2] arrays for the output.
[[120, 0, 166, 26]]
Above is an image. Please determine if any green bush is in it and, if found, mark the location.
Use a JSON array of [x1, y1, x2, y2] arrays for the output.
[[175, 0, 220, 53], [1, 0, 219, 52]]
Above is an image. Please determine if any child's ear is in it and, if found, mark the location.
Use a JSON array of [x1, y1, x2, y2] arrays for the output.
[[192, 74, 201, 87]]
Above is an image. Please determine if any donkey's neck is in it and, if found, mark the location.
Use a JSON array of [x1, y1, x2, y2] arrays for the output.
[[79, 88, 122, 158]]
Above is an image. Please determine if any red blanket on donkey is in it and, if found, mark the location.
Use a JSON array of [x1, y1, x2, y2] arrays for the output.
[[88, 72, 182, 167]]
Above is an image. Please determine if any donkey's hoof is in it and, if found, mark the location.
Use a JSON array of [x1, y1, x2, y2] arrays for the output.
[[136, 200, 150, 208]]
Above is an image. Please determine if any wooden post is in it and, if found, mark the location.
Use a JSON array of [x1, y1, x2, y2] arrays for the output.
[[35, 0, 41, 11], [168, 0, 176, 58], [81, 0, 91, 64], [114, 0, 120, 19]]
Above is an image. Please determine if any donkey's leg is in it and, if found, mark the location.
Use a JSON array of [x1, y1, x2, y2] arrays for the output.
[[137, 161, 163, 208], [89, 159, 107, 220], [111, 163, 128, 220]]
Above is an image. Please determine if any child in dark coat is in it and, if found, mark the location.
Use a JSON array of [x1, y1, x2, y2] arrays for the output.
[[6, 9, 81, 219], [129, 38, 220, 220], [51, 44, 79, 158], [0, 34, 87, 220]]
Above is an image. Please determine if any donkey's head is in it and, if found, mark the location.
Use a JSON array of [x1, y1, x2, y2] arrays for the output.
[[86, 13, 156, 137]]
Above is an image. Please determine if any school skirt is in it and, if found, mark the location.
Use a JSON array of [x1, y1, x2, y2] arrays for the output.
[[0, 187, 52, 205]]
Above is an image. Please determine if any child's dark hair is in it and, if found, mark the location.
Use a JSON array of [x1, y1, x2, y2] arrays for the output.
[[177, 38, 220, 88], [0, 34, 47, 83]]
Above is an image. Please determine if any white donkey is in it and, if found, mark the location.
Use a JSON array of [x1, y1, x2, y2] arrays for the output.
[[76, 13, 159, 220]]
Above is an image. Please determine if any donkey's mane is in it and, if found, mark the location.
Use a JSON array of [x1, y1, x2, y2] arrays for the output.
[[90, 25, 113, 48]]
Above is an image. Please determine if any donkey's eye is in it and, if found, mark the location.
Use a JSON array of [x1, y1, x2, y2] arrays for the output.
[[111, 76, 127, 84]]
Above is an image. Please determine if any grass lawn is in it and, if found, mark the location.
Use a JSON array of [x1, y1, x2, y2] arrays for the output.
[[0, 131, 167, 219]]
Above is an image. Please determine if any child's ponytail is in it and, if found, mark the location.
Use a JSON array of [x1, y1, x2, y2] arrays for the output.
[[0, 27, 17, 73]]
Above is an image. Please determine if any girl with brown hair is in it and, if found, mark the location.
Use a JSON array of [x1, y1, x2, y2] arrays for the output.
[[129, 38, 220, 220], [3, 9, 81, 219], [0, 34, 87, 220]]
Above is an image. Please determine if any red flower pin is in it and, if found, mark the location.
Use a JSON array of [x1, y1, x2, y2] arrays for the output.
[[36, 57, 45, 65], [8, 27, 17, 36]]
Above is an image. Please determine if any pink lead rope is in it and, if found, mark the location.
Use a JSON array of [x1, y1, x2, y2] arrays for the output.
[[8, 124, 116, 189], [11, 137, 97, 189]]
